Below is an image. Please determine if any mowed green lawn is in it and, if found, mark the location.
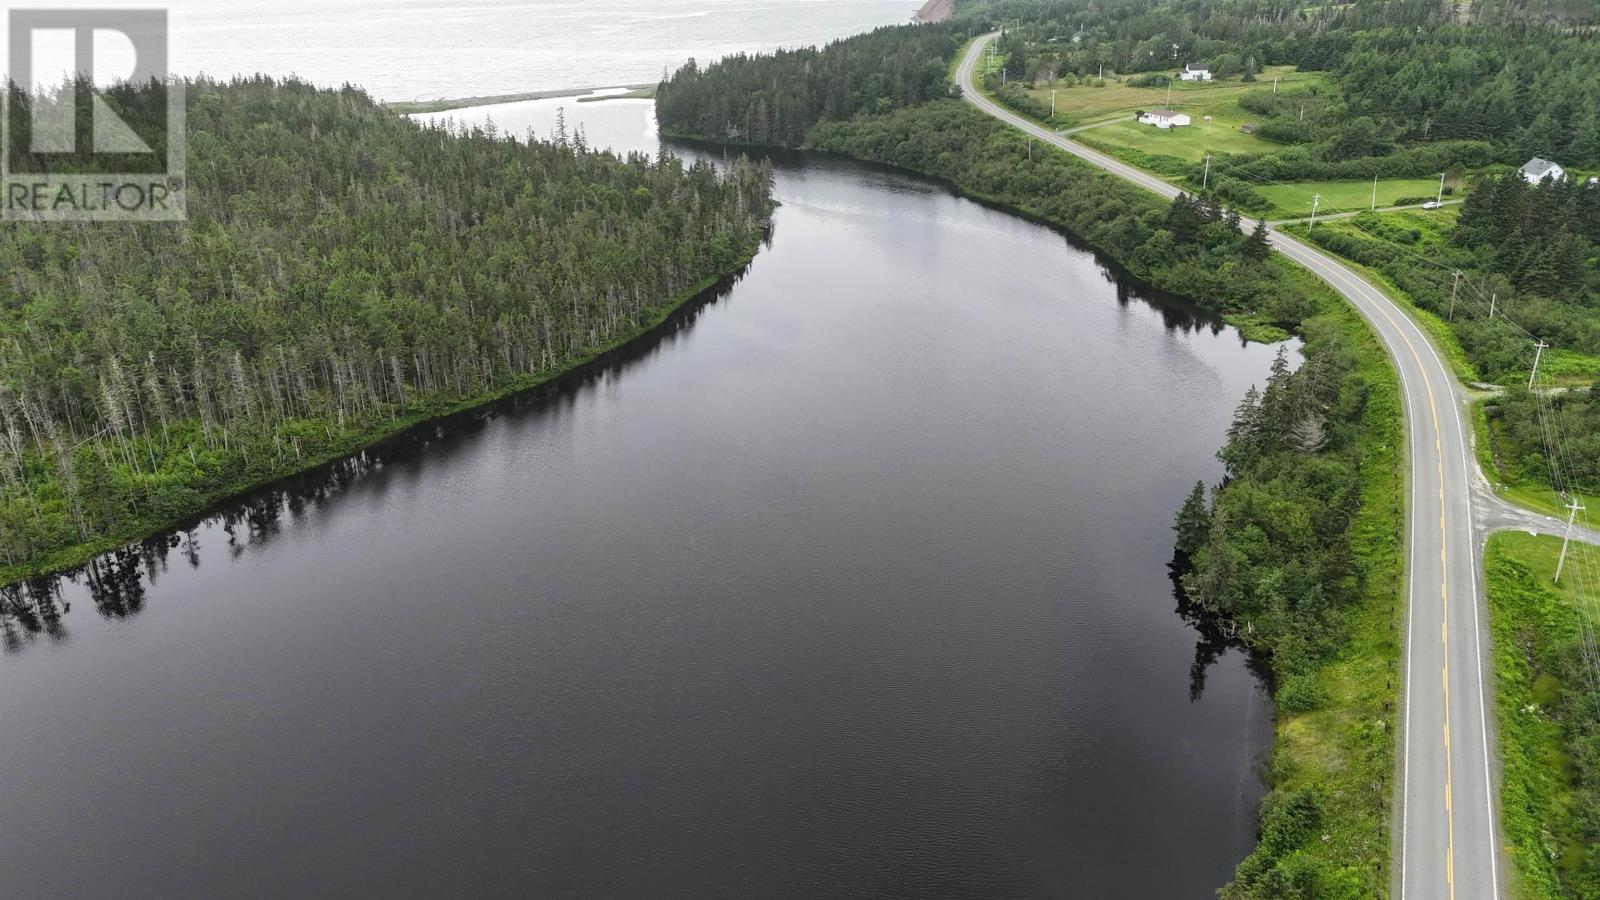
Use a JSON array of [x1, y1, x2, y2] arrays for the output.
[[1257, 178, 1450, 216], [1086, 113, 1269, 158]]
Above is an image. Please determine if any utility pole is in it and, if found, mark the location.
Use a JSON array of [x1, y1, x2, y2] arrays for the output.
[[1529, 340, 1549, 389], [1554, 497, 1586, 584], [1448, 270, 1461, 320], [1489, 292, 1497, 318], [1202, 153, 1212, 189], [1309, 193, 1321, 229], [1299, 101, 1305, 122], [1437, 172, 1445, 205], [1372, 174, 1378, 210], [1051, 89, 1056, 117], [1272, 75, 1278, 94], [1166, 81, 1172, 107]]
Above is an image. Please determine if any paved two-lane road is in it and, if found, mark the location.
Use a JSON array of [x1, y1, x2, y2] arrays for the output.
[[957, 34, 1500, 899]]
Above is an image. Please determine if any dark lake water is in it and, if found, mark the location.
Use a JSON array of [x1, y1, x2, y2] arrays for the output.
[[1, 122, 1285, 897]]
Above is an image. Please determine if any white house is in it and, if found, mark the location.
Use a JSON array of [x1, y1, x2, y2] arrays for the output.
[[1138, 108, 1191, 128], [1179, 62, 1212, 81], [1520, 157, 1565, 184]]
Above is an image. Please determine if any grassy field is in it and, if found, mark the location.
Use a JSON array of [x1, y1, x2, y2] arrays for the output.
[[1484, 531, 1600, 898], [983, 54, 1471, 219], [1068, 98, 1468, 217], [1538, 348, 1600, 382], [1014, 64, 1318, 125], [1259, 178, 1453, 217], [1085, 113, 1274, 159]]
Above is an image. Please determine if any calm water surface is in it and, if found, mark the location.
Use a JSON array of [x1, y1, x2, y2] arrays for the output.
[[123, 0, 915, 101], [1, 106, 1286, 897]]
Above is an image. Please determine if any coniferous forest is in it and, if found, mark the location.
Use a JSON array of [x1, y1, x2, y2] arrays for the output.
[[0, 77, 774, 573], [655, 23, 966, 146]]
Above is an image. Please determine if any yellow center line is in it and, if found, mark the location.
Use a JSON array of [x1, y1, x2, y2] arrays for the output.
[[1298, 255, 1458, 900]]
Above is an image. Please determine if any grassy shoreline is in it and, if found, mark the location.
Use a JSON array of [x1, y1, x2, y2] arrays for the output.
[[0, 238, 766, 588]]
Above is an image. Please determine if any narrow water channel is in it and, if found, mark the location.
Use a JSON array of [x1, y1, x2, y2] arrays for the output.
[[1, 100, 1287, 898]]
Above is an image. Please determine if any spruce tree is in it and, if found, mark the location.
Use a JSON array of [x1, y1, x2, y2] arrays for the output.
[[1243, 219, 1271, 261], [1173, 480, 1211, 560]]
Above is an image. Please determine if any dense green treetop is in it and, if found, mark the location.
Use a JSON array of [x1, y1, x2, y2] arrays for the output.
[[656, 22, 967, 145]]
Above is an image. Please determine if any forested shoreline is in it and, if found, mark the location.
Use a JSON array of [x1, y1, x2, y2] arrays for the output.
[[0, 77, 774, 580], [1173, 312, 1404, 898]]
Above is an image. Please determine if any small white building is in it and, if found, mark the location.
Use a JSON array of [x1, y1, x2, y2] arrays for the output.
[[1179, 62, 1212, 82], [1138, 108, 1191, 129], [1520, 157, 1565, 184]]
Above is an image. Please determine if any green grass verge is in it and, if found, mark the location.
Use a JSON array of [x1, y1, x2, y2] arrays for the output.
[[948, 34, 979, 87], [1485, 531, 1600, 898], [1539, 348, 1600, 383], [0, 238, 768, 587], [1280, 221, 1479, 385], [1285, 214, 1596, 523]]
